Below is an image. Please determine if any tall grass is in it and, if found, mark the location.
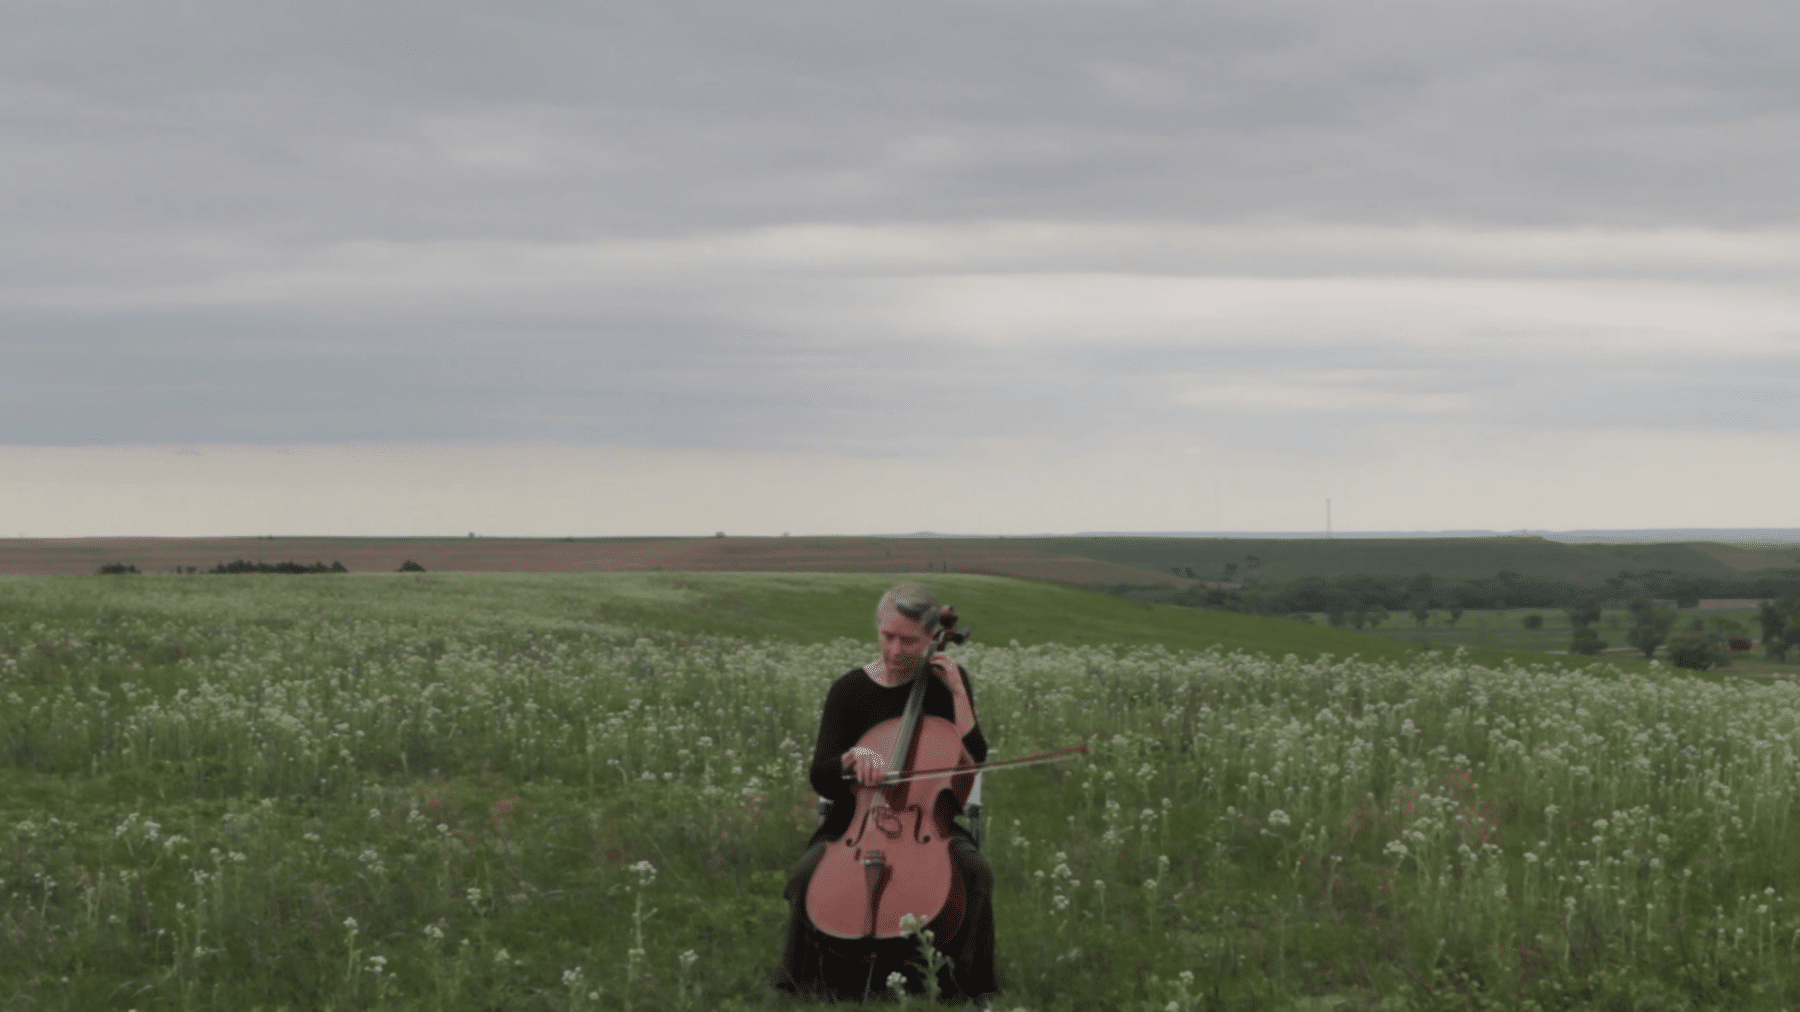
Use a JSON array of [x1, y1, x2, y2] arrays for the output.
[[2, 576, 1798, 1009]]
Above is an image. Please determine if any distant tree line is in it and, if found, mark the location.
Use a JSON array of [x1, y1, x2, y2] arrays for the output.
[[207, 559, 349, 574], [1640, 598, 1800, 671], [1127, 567, 1800, 618], [96, 560, 430, 575], [1114, 567, 1800, 673]]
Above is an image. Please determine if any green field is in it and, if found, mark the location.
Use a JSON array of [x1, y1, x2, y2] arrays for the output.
[[1038, 536, 1787, 584], [4, 573, 1800, 1010], [8, 570, 1634, 672], [1338, 607, 1753, 654]]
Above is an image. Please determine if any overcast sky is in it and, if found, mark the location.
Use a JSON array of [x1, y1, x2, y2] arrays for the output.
[[4, 1, 1797, 537]]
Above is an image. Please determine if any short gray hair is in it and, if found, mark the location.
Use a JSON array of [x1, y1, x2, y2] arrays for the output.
[[875, 582, 941, 633]]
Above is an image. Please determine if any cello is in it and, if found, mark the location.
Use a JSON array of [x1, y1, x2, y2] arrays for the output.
[[804, 606, 1088, 953]]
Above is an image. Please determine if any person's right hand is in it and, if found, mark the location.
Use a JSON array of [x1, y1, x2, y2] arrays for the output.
[[842, 746, 888, 786]]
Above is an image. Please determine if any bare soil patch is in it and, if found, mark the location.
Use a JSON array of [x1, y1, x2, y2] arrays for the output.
[[1691, 543, 1800, 571], [0, 535, 1192, 586]]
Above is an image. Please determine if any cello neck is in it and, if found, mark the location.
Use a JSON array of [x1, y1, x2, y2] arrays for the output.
[[882, 604, 964, 780], [884, 636, 937, 778]]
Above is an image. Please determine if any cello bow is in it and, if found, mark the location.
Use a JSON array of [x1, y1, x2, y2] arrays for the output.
[[855, 744, 1091, 786]]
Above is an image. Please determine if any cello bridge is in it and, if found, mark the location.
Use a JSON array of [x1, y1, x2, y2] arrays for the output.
[[872, 805, 905, 840]]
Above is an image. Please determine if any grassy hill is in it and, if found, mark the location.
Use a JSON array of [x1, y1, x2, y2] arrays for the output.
[[1040, 535, 1759, 584], [11, 535, 1796, 591], [10, 570, 1640, 676]]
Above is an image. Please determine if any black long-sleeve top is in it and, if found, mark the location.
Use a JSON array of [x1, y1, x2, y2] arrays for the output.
[[807, 664, 988, 843]]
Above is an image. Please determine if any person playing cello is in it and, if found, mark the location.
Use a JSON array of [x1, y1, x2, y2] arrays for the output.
[[776, 582, 998, 1002]]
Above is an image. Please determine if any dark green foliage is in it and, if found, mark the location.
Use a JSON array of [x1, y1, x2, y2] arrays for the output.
[[1521, 613, 1543, 630], [1777, 631, 1800, 663], [1565, 597, 1602, 629], [1758, 600, 1785, 650], [95, 562, 139, 575], [1629, 630, 1668, 661], [1122, 566, 1800, 623], [1084, 535, 1800, 625], [1626, 596, 1678, 660], [1667, 631, 1726, 670], [1566, 597, 1605, 655], [1760, 598, 1800, 661], [398, 559, 427, 572], [208, 559, 349, 574], [1196, 587, 1248, 612], [1051, 534, 1755, 584], [1568, 626, 1607, 656]]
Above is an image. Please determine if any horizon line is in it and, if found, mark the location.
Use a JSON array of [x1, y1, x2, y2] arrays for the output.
[[10, 528, 1800, 545]]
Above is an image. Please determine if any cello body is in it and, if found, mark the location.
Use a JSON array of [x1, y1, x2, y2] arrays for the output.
[[805, 712, 975, 940]]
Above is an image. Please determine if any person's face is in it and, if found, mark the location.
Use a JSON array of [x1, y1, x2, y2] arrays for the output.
[[877, 608, 929, 679]]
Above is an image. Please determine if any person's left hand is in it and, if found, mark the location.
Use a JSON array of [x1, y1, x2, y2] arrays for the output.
[[927, 653, 963, 695]]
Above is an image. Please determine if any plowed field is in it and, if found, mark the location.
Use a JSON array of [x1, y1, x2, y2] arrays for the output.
[[0, 535, 1191, 586]]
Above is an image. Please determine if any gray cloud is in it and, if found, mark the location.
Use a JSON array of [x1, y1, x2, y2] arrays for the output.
[[3, 1, 1799, 468], [7, 1, 1800, 239], [6, 281, 1795, 454]]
